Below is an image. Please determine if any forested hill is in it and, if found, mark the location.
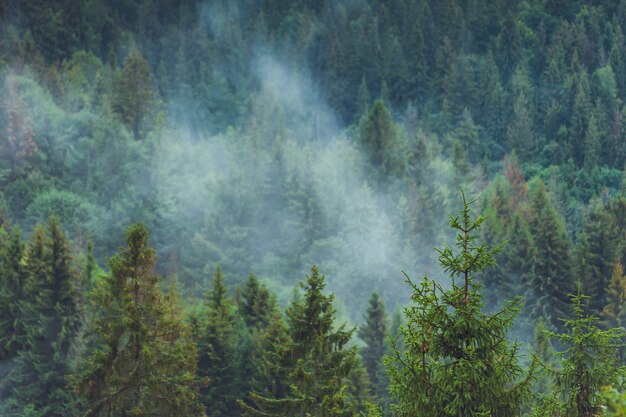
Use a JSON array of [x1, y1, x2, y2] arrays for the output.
[[1, 0, 626, 416], [0, 0, 624, 312]]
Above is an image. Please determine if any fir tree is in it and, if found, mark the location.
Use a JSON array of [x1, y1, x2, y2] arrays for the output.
[[239, 273, 275, 330], [358, 99, 408, 178], [359, 293, 389, 410], [0, 228, 26, 362], [241, 266, 357, 417], [6, 218, 81, 416], [196, 266, 242, 417], [73, 223, 204, 417], [112, 49, 157, 140], [533, 283, 626, 417], [602, 257, 626, 330], [528, 179, 574, 330], [386, 190, 535, 417]]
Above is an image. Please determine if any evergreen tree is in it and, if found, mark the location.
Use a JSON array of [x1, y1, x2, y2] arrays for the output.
[[507, 89, 535, 160], [0, 228, 26, 362], [112, 49, 157, 140], [358, 99, 408, 178], [602, 257, 626, 330], [358, 293, 389, 410], [503, 210, 535, 305], [196, 266, 242, 417], [73, 223, 204, 417], [528, 179, 574, 329], [533, 283, 625, 417], [239, 273, 274, 330], [5, 218, 81, 416], [386, 191, 535, 417], [241, 266, 357, 417], [576, 199, 619, 317], [246, 309, 289, 399]]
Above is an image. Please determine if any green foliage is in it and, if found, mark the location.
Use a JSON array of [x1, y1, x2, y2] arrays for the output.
[[602, 258, 626, 330], [386, 191, 535, 417], [0, 1, 626, 414], [241, 266, 357, 417], [532, 283, 626, 417], [359, 293, 389, 412], [527, 179, 574, 329], [358, 99, 408, 178], [112, 49, 158, 140], [194, 266, 243, 416], [0, 227, 26, 361], [72, 223, 204, 417], [3, 217, 81, 416]]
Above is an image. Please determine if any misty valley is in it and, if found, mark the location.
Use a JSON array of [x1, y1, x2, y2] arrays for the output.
[[0, 0, 625, 416]]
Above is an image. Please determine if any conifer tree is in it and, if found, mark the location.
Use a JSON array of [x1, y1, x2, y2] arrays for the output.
[[576, 199, 619, 317], [602, 257, 626, 330], [6, 218, 81, 416], [196, 266, 242, 417], [533, 283, 625, 417], [503, 211, 535, 303], [359, 293, 389, 409], [112, 49, 157, 140], [239, 273, 275, 330], [358, 99, 408, 178], [0, 228, 26, 361], [386, 191, 535, 417], [73, 223, 204, 417], [528, 179, 574, 329], [241, 266, 357, 417], [246, 309, 289, 399]]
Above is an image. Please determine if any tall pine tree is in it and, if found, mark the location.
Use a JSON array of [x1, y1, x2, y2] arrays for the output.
[[5, 218, 81, 416], [387, 191, 535, 417], [73, 223, 204, 417], [241, 266, 357, 417], [359, 293, 389, 411]]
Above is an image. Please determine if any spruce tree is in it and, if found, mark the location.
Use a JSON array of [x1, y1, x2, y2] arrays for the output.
[[196, 266, 242, 417], [602, 257, 626, 330], [528, 179, 574, 330], [241, 266, 357, 417], [359, 293, 389, 410], [0, 228, 26, 362], [112, 49, 157, 140], [6, 218, 81, 416], [533, 283, 625, 417], [386, 191, 535, 417], [239, 273, 275, 330], [358, 99, 408, 178], [73, 223, 204, 417]]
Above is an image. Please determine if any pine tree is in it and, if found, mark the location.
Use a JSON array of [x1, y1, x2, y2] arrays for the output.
[[503, 211, 535, 305], [239, 273, 275, 330], [602, 258, 626, 330], [528, 179, 574, 330], [73, 223, 204, 417], [112, 49, 157, 140], [241, 266, 357, 417], [246, 310, 289, 399], [577, 199, 619, 317], [358, 99, 408, 178], [386, 191, 535, 417], [196, 266, 242, 417], [0, 228, 26, 362], [533, 283, 625, 417], [507, 89, 535, 160], [359, 293, 389, 410], [6, 218, 81, 416]]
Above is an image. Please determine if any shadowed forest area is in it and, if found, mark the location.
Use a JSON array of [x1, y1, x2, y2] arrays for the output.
[[0, 0, 625, 416]]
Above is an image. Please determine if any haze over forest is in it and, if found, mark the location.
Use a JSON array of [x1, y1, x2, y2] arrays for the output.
[[0, 0, 625, 416]]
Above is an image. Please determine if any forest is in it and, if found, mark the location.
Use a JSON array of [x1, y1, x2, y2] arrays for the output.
[[0, 0, 625, 415]]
